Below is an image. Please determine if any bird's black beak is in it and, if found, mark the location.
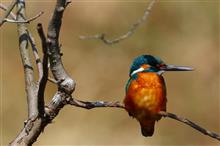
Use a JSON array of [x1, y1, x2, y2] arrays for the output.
[[160, 64, 193, 71]]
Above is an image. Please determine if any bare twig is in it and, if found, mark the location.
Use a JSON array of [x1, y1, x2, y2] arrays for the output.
[[79, 0, 156, 45], [0, 0, 17, 26], [4, 11, 44, 24], [0, 3, 16, 20], [159, 111, 220, 141], [67, 97, 124, 109]]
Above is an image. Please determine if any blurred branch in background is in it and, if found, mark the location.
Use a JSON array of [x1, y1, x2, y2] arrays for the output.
[[79, 0, 156, 45]]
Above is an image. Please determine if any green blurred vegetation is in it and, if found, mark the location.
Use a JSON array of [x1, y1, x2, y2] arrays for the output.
[[0, 0, 219, 145]]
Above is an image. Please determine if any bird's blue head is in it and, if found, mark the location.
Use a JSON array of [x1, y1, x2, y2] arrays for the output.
[[129, 55, 193, 77]]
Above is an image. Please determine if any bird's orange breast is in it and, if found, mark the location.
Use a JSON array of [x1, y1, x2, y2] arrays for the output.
[[124, 72, 167, 119]]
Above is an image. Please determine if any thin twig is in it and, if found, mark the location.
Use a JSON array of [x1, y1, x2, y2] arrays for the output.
[[159, 111, 220, 141], [4, 11, 44, 24], [0, 3, 16, 20], [79, 0, 156, 45], [67, 97, 124, 109], [0, 0, 17, 26]]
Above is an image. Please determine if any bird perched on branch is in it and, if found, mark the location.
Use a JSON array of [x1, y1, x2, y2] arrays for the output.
[[124, 55, 193, 137]]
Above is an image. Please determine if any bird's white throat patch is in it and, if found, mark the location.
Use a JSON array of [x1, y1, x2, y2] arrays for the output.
[[131, 67, 145, 76], [131, 67, 165, 76]]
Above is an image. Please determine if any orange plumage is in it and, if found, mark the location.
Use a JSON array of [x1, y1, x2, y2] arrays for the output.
[[124, 72, 167, 136]]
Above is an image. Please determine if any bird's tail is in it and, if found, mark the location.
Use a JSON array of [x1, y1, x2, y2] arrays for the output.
[[140, 120, 155, 137]]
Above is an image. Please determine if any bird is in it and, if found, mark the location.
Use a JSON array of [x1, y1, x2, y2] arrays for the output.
[[124, 55, 193, 137]]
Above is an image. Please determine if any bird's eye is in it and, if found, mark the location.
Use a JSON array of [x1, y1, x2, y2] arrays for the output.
[[157, 64, 166, 69]]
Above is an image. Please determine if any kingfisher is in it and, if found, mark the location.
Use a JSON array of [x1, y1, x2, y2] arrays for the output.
[[124, 55, 193, 137]]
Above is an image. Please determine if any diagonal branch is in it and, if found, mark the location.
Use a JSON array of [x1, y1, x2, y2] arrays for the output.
[[0, 0, 17, 26], [158, 111, 220, 141], [0, 3, 16, 20], [79, 0, 156, 45]]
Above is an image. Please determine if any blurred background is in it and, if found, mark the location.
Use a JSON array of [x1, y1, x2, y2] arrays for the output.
[[0, 0, 219, 145]]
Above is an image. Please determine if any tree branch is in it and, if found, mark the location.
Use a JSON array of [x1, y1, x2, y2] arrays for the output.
[[16, 0, 38, 119], [79, 0, 156, 45], [47, 0, 75, 94], [36, 23, 49, 116], [67, 97, 124, 109], [0, 3, 16, 20], [67, 99, 220, 141], [4, 11, 43, 24], [158, 111, 220, 141], [0, 0, 17, 26]]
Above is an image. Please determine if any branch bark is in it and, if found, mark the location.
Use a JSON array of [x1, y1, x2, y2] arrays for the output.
[[36, 23, 48, 116], [16, 0, 38, 119], [47, 0, 75, 94]]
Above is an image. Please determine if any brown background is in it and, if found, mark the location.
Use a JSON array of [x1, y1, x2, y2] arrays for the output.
[[1, 0, 219, 145]]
